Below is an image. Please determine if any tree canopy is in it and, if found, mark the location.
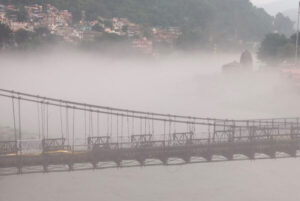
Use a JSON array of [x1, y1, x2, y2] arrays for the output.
[[0, 23, 12, 48], [274, 13, 294, 37], [258, 33, 298, 65]]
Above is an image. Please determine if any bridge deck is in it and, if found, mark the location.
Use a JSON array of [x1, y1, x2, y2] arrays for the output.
[[1, 138, 299, 173]]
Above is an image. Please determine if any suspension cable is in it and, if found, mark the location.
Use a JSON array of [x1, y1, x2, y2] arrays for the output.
[[173, 116, 177, 134], [132, 112, 134, 135], [59, 101, 64, 138], [152, 114, 154, 135], [0, 89, 238, 123], [0, 93, 290, 128], [116, 114, 119, 143], [36, 101, 41, 139], [163, 120, 166, 142], [46, 102, 49, 138], [168, 115, 172, 140], [121, 114, 124, 143], [72, 107, 75, 152], [140, 117, 142, 134], [127, 111, 130, 139], [110, 109, 113, 137], [17, 97, 22, 154], [41, 100, 45, 139], [144, 117, 147, 135], [11, 97, 17, 142], [106, 109, 109, 137], [84, 105, 87, 144], [66, 104, 69, 145], [97, 112, 100, 137], [89, 107, 93, 137]]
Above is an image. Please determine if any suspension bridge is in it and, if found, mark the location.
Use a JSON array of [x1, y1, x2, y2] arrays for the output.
[[0, 89, 300, 174]]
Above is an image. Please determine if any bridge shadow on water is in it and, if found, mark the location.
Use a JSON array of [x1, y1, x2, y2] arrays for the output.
[[0, 154, 297, 176]]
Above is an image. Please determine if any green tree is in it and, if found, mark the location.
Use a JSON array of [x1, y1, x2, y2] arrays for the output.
[[34, 27, 51, 37], [122, 25, 128, 33], [92, 23, 104, 32], [277, 43, 295, 62], [274, 13, 294, 37], [176, 28, 208, 50], [289, 33, 300, 46], [15, 29, 32, 44], [16, 6, 29, 22], [5, 7, 28, 22], [0, 23, 12, 48], [258, 33, 289, 64], [103, 20, 113, 29]]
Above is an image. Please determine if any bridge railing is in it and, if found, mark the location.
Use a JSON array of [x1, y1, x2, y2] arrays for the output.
[[0, 141, 18, 156], [42, 138, 71, 153], [2, 124, 300, 155]]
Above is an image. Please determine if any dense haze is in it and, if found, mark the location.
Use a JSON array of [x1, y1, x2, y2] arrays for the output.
[[1, 49, 300, 201], [0, 50, 299, 130]]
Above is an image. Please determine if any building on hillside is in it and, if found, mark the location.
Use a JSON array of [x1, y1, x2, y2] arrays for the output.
[[60, 10, 72, 24], [46, 5, 71, 27], [47, 4, 59, 14], [9, 22, 31, 32], [89, 20, 98, 27], [0, 15, 7, 24], [81, 30, 102, 41], [127, 23, 142, 38], [152, 27, 182, 45], [6, 5, 16, 11], [25, 4, 43, 15], [112, 18, 131, 35], [132, 37, 153, 54], [0, 4, 5, 14], [25, 4, 45, 24], [80, 10, 86, 24], [104, 27, 112, 33], [54, 25, 77, 42], [6, 13, 17, 23], [0, 5, 6, 24]]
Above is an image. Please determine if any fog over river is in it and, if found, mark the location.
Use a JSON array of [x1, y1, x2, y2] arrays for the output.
[[0, 51, 300, 201]]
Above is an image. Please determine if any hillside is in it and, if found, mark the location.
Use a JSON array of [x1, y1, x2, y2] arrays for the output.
[[283, 9, 297, 24], [0, 0, 289, 50], [262, 0, 297, 16]]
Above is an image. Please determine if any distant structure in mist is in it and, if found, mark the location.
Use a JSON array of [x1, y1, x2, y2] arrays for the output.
[[222, 50, 253, 73]]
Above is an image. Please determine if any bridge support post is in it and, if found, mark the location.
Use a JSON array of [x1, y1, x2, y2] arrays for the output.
[[17, 155, 23, 174], [42, 155, 49, 172], [265, 151, 276, 159], [115, 160, 122, 167], [245, 152, 255, 160], [182, 155, 191, 163], [287, 148, 297, 157], [17, 166, 22, 174], [224, 154, 233, 161], [92, 161, 98, 169], [203, 154, 212, 162], [43, 164, 48, 172], [137, 159, 145, 166], [159, 157, 168, 165], [68, 163, 73, 171]]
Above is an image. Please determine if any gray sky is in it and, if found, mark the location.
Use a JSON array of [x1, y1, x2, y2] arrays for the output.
[[251, 0, 277, 6]]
